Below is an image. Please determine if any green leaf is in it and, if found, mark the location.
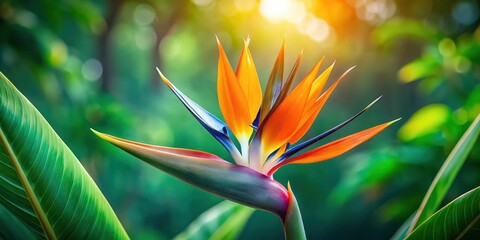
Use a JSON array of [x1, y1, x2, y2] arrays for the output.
[[407, 113, 480, 233], [0, 72, 128, 239], [174, 201, 254, 240], [405, 186, 480, 240], [398, 57, 440, 83], [0, 204, 35, 240], [390, 213, 414, 240], [373, 18, 442, 46], [398, 104, 451, 142]]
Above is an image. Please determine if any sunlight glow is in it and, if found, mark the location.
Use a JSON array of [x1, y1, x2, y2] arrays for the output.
[[234, 0, 256, 12], [259, 0, 292, 23], [259, 0, 329, 43], [285, 1, 307, 23]]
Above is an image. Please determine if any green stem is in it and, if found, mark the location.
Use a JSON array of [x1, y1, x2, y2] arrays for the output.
[[283, 185, 306, 240]]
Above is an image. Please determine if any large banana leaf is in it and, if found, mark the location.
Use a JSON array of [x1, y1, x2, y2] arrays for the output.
[[405, 186, 480, 240], [407, 113, 480, 233], [0, 72, 128, 239], [0, 204, 35, 240], [174, 201, 254, 240]]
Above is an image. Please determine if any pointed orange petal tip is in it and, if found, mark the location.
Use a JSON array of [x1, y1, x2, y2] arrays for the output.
[[91, 128, 112, 142], [346, 65, 356, 73], [308, 61, 335, 100], [277, 38, 286, 58], [216, 36, 226, 54], [217, 36, 253, 141], [286, 181, 294, 203], [236, 37, 262, 121], [244, 36, 251, 46], [215, 36, 225, 51], [279, 118, 400, 166], [320, 60, 335, 78], [389, 117, 402, 125], [155, 67, 164, 78], [330, 61, 336, 68], [156, 67, 173, 88], [314, 56, 325, 69]]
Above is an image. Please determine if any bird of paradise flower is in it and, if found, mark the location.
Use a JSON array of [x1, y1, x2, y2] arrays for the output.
[[93, 37, 399, 239]]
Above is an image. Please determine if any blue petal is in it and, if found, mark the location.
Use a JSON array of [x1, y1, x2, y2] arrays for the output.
[[157, 69, 241, 159], [251, 109, 260, 130]]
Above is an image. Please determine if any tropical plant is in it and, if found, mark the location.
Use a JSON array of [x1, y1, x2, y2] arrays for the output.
[[93, 38, 397, 238], [0, 72, 128, 239], [1, 37, 479, 239], [392, 113, 480, 239], [329, 14, 480, 237]]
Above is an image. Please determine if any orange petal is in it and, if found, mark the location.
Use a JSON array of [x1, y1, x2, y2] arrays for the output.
[[260, 59, 323, 155], [267, 119, 399, 175], [308, 62, 334, 101], [270, 50, 303, 115], [236, 38, 262, 121], [285, 119, 399, 164], [217, 38, 252, 141], [288, 67, 353, 144]]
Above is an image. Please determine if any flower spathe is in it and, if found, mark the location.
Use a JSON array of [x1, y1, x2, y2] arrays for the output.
[[93, 37, 398, 239]]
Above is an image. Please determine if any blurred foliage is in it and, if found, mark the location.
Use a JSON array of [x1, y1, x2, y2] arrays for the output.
[[174, 201, 254, 240], [331, 0, 480, 238], [398, 104, 451, 142], [0, 0, 479, 239]]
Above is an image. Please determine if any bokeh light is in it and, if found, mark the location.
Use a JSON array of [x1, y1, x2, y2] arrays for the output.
[[82, 59, 103, 81], [452, 1, 479, 25], [352, 0, 396, 25]]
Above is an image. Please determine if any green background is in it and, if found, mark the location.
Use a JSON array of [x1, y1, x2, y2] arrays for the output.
[[1, 0, 479, 239]]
